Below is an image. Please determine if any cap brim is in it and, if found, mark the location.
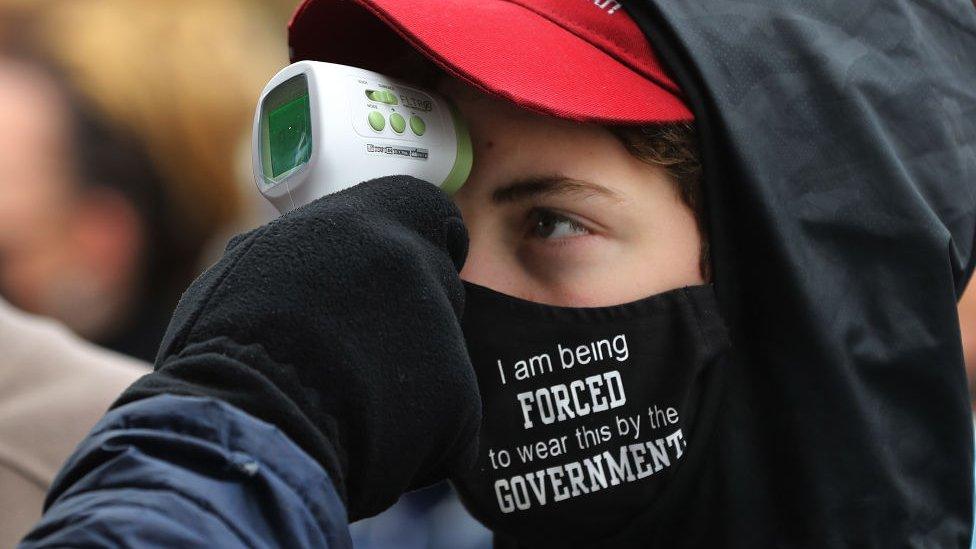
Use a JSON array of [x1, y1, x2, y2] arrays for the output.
[[289, 0, 692, 124]]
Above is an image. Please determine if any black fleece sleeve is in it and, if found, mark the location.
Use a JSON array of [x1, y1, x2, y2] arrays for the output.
[[113, 176, 481, 521]]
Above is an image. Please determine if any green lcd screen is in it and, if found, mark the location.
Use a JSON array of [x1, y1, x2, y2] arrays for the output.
[[262, 74, 312, 181]]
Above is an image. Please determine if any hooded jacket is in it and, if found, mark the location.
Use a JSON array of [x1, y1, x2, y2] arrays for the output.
[[618, 1, 976, 546], [19, 2, 976, 548]]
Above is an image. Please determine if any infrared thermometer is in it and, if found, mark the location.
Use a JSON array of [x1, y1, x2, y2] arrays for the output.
[[252, 61, 473, 214]]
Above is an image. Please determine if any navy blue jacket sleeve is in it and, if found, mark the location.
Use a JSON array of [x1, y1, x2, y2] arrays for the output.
[[18, 394, 352, 548]]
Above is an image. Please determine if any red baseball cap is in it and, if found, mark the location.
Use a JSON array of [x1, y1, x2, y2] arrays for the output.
[[288, 0, 692, 124]]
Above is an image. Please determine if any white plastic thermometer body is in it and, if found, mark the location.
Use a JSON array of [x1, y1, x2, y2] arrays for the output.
[[252, 61, 473, 214]]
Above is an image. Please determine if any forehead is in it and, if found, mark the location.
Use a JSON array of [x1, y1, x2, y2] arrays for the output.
[[434, 73, 662, 211]]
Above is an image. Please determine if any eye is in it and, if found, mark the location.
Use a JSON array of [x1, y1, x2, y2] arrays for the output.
[[529, 208, 590, 239]]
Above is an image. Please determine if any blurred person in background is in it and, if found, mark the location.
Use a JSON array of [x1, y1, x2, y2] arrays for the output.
[[0, 0, 284, 361], [0, 0, 280, 544], [0, 50, 193, 362]]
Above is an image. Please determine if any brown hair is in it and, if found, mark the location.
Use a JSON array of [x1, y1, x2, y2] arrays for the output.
[[608, 123, 710, 282]]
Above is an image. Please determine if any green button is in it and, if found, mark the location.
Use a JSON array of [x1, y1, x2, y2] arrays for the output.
[[366, 90, 398, 105], [368, 111, 385, 131], [409, 115, 426, 136], [389, 113, 406, 133]]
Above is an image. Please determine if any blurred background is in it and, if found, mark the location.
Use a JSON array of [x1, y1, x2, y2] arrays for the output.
[[0, 0, 288, 361], [0, 0, 489, 546]]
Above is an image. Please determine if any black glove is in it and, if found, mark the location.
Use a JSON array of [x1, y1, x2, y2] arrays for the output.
[[114, 176, 481, 520]]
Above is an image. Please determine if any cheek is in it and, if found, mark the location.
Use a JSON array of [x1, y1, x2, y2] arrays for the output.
[[459, 232, 633, 306], [639, 199, 705, 285], [515, 240, 680, 306], [458, 225, 516, 290]]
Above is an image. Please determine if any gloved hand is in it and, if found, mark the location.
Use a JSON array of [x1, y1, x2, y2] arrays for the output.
[[114, 176, 481, 520]]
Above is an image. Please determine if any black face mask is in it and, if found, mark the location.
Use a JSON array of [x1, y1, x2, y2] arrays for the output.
[[452, 281, 731, 547]]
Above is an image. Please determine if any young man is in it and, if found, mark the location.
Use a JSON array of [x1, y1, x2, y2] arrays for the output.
[[415, 58, 723, 547], [355, 40, 714, 546]]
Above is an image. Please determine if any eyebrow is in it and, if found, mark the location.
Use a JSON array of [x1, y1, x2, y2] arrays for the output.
[[491, 174, 621, 204]]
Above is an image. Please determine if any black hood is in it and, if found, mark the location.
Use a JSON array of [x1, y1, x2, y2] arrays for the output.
[[617, 1, 976, 546]]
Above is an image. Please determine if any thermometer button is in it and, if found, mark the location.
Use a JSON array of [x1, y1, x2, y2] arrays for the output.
[[409, 115, 426, 136], [368, 111, 386, 131], [366, 89, 398, 105], [389, 113, 406, 134]]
